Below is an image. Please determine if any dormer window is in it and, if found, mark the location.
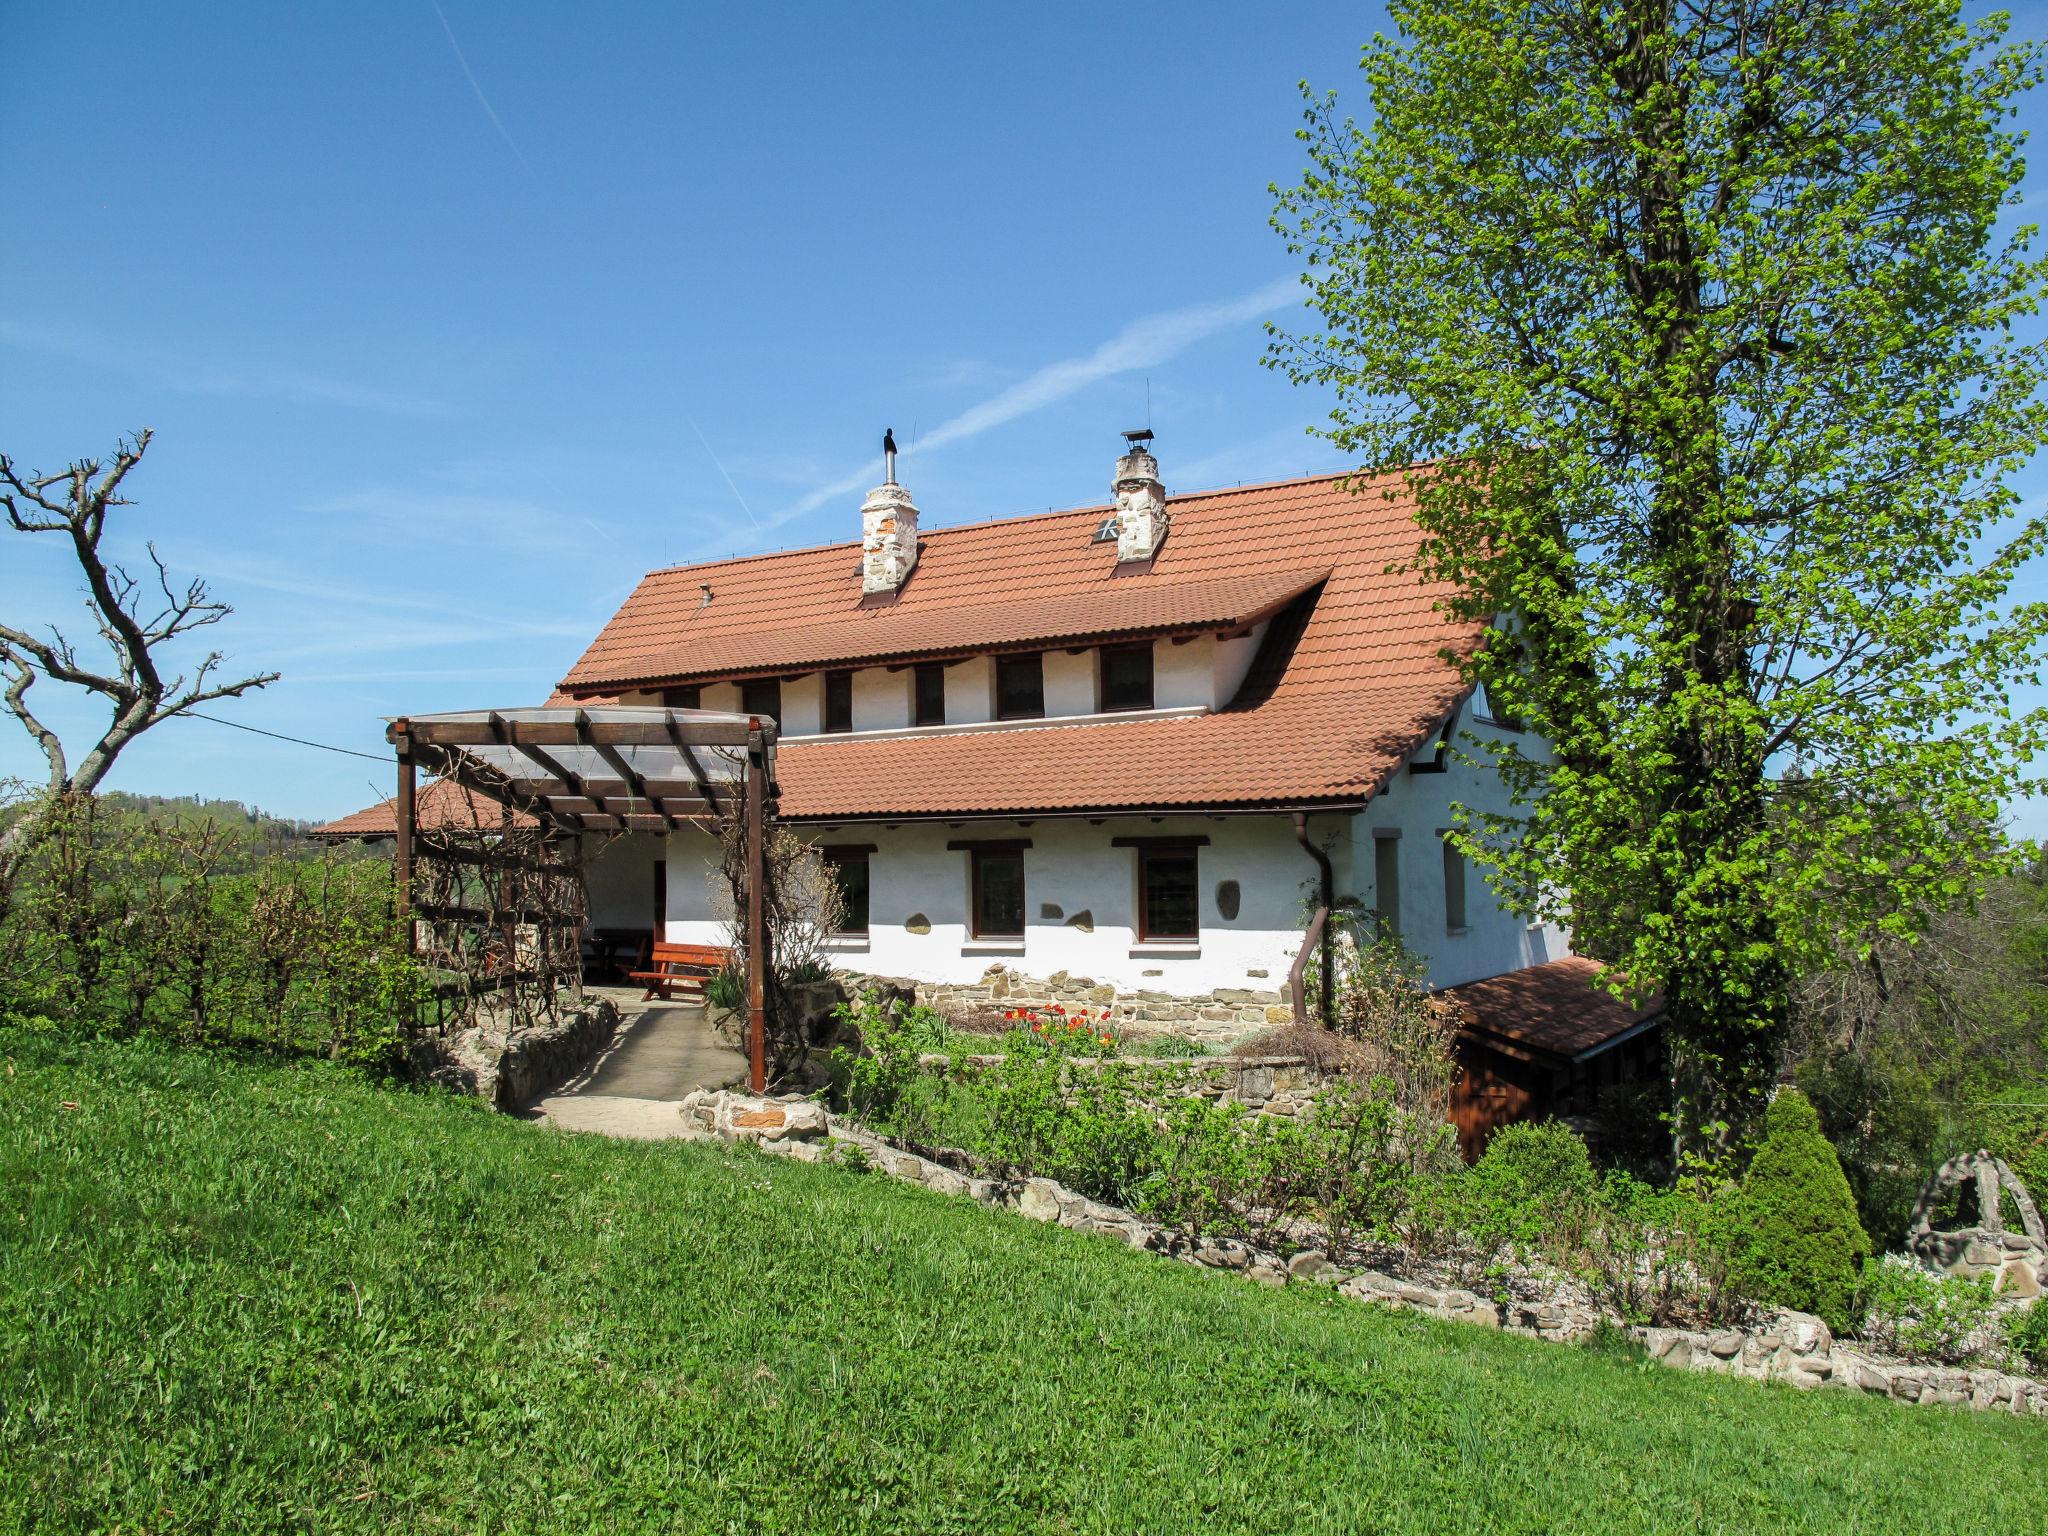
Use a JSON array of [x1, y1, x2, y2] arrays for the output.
[[824, 670, 854, 733], [740, 677, 781, 725], [995, 652, 1044, 720], [913, 663, 946, 726], [1099, 643, 1154, 712]]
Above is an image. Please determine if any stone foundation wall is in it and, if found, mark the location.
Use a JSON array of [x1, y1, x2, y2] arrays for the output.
[[936, 1052, 1341, 1122], [676, 1088, 2048, 1420], [865, 964, 1294, 1043]]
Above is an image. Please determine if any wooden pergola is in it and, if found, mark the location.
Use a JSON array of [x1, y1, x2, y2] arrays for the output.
[[386, 706, 778, 1091]]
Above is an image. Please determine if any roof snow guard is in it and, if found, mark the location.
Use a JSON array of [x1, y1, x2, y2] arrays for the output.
[[388, 706, 776, 833]]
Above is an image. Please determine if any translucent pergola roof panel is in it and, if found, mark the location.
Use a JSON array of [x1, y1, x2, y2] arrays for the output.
[[387, 706, 775, 831]]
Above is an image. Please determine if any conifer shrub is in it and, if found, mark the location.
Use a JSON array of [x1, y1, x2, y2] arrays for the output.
[[1726, 1087, 1871, 1332]]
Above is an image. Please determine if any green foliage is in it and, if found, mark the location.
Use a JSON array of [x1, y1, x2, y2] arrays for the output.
[[1726, 1089, 1872, 1331], [1271, 0, 2048, 1134], [704, 964, 743, 1011], [1129, 1032, 1213, 1059], [1465, 1120, 1599, 1261], [2005, 1300, 2048, 1375], [0, 793, 423, 1066], [7, 1032, 2043, 1532], [1857, 1257, 1999, 1365]]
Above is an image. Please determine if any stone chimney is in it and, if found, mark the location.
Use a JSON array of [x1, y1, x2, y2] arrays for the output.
[[1112, 434, 1167, 562], [861, 481, 920, 595]]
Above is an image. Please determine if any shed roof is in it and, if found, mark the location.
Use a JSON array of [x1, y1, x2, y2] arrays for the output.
[[1442, 957, 1663, 1064]]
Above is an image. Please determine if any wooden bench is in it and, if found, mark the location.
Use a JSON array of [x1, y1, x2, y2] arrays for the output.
[[628, 942, 733, 1003]]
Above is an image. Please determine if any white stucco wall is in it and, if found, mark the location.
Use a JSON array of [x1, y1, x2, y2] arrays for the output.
[[1330, 697, 1569, 989], [580, 679, 1567, 995], [1043, 648, 1097, 717]]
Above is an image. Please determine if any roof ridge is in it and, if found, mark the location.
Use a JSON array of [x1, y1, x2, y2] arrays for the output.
[[638, 467, 1385, 581]]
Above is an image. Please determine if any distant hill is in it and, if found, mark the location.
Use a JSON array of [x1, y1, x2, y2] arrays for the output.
[[26, 791, 386, 869]]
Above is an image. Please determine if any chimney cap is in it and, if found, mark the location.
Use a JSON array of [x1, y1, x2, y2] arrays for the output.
[[1122, 428, 1155, 448]]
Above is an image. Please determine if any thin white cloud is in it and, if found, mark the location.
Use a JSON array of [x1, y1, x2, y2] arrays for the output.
[[429, 0, 531, 172], [764, 273, 1306, 532], [0, 318, 443, 417]]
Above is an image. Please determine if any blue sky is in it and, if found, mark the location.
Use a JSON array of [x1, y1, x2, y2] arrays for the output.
[[4, 1, 2047, 837]]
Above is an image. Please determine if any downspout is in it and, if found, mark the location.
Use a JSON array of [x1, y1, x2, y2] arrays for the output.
[[1289, 811, 1334, 1026]]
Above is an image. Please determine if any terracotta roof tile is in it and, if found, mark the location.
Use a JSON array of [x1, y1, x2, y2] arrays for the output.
[[564, 566, 1330, 687], [308, 778, 536, 841], [544, 469, 1477, 817], [1442, 957, 1663, 1062]]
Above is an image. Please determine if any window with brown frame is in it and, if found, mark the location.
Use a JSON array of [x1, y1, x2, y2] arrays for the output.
[[1099, 642, 1154, 712], [1137, 846, 1199, 939], [822, 846, 870, 935], [739, 677, 781, 724], [913, 663, 946, 726], [995, 652, 1045, 719], [970, 847, 1025, 937], [824, 670, 854, 733]]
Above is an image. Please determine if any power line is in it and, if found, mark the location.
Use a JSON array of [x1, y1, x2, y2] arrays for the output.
[[181, 710, 387, 762]]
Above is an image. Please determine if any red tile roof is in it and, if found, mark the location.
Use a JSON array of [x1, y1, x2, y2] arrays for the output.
[[308, 778, 537, 841], [1442, 957, 1663, 1063], [309, 469, 1478, 830], [564, 565, 1332, 687], [566, 469, 1480, 818]]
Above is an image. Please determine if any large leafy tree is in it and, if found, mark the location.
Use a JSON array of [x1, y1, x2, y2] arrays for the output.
[[1270, 0, 2048, 1137]]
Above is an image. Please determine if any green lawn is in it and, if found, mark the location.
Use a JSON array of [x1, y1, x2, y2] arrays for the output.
[[3, 1032, 2043, 1535]]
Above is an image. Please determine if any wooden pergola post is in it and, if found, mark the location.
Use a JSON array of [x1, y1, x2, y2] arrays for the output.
[[745, 723, 769, 1094], [393, 718, 417, 939]]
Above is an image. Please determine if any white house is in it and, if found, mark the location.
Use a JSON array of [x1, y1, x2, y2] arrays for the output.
[[525, 439, 1567, 1026]]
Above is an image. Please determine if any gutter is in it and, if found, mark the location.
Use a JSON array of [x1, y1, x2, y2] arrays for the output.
[[1289, 810, 1335, 1027]]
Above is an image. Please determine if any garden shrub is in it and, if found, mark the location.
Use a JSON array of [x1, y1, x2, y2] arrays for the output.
[[1857, 1255, 1998, 1365], [2004, 1299, 2048, 1375], [1725, 1087, 1871, 1332], [1464, 1120, 1598, 1261]]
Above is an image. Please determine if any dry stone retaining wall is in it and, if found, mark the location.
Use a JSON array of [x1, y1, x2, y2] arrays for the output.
[[675, 1087, 2048, 1419], [416, 995, 622, 1109]]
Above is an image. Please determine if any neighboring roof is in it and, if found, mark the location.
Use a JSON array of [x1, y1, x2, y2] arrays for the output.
[[561, 470, 1485, 819], [308, 777, 538, 842], [1441, 957, 1663, 1064]]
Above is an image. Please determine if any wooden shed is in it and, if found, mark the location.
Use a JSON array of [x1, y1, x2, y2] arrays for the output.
[[1441, 956, 1664, 1160]]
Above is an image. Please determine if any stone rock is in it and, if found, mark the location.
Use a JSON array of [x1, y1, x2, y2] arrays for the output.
[[1287, 1250, 1339, 1282], [1759, 1309, 1832, 1357], [1706, 1330, 1744, 1360], [1065, 910, 1094, 933], [1017, 1178, 1065, 1223], [904, 913, 931, 935], [1999, 1260, 2041, 1298]]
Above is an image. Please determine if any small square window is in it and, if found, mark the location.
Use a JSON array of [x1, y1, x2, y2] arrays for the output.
[[995, 652, 1044, 720], [824, 670, 854, 733], [740, 678, 781, 724], [824, 847, 870, 935], [970, 848, 1025, 938], [1138, 847, 1199, 939], [663, 685, 701, 709], [1100, 643, 1154, 712], [913, 663, 946, 727]]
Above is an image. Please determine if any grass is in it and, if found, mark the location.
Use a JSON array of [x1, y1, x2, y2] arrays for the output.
[[3, 1032, 2044, 1535]]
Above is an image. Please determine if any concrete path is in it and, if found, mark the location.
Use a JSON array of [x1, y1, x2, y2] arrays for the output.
[[527, 996, 746, 1140]]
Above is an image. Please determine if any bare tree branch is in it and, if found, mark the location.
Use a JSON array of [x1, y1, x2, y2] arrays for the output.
[[0, 430, 280, 889]]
